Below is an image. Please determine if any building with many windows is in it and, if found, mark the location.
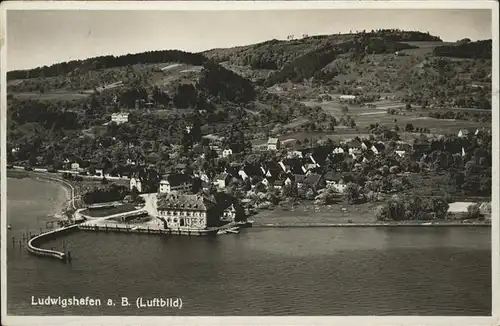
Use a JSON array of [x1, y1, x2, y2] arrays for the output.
[[111, 112, 129, 124], [156, 193, 219, 229]]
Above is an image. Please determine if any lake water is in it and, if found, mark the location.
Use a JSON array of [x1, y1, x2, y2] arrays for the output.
[[6, 177, 492, 316]]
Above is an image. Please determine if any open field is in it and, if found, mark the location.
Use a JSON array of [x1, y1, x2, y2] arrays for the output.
[[253, 202, 379, 225], [11, 92, 90, 102], [302, 99, 489, 135], [354, 112, 488, 134]]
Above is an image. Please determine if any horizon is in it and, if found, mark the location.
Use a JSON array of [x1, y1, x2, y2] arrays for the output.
[[7, 9, 492, 72]]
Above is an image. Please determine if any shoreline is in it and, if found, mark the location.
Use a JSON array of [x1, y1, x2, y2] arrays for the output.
[[7, 170, 75, 218], [253, 221, 491, 228], [8, 170, 491, 229]]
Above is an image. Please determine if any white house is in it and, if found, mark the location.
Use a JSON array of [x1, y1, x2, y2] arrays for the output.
[[95, 169, 103, 176], [309, 155, 320, 167], [324, 172, 347, 193], [70, 162, 80, 170], [371, 143, 385, 155], [215, 172, 231, 189], [349, 148, 361, 155], [458, 129, 474, 138], [287, 150, 303, 158], [221, 204, 237, 223], [267, 138, 280, 151], [339, 95, 356, 100], [111, 112, 129, 124], [159, 174, 191, 194], [130, 177, 142, 193], [222, 149, 233, 158], [333, 147, 345, 154], [238, 169, 249, 181], [395, 150, 406, 158]]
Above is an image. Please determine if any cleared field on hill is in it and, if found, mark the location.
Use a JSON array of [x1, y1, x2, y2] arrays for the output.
[[12, 92, 90, 101], [303, 99, 488, 135]]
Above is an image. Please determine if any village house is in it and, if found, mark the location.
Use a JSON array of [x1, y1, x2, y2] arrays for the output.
[[111, 112, 129, 125], [221, 204, 237, 223], [278, 158, 304, 175], [156, 193, 218, 229], [202, 134, 224, 151], [70, 162, 80, 170], [215, 172, 231, 189], [333, 147, 345, 155], [348, 147, 362, 156], [159, 174, 192, 194], [396, 141, 413, 152], [346, 138, 362, 149], [193, 170, 210, 184], [371, 143, 386, 155], [262, 162, 283, 180], [238, 163, 262, 181], [395, 150, 406, 158], [287, 150, 304, 159], [222, 149, 233, 158], [323, 172, 348, 193], [457, 128, 476, 138], [339, 94, 356, 100], [273, 179, 285, 190], [293, 173, 325, 191], [361, 141, 369, 151], [130, 176, 143, 193], [267, 138, 281, 151]]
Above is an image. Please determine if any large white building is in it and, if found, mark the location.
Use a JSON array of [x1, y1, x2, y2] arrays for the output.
[[156, 193, 214, 229], [111, 112, 129, 124]]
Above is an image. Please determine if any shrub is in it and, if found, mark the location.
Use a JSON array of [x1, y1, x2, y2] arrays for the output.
[[467, 204, 481, 219]]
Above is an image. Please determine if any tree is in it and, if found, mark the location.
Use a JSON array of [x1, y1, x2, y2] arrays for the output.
[[344, 182, 362, 204], [467, 204, 481, 219]]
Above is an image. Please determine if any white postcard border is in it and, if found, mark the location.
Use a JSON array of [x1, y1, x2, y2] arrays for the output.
[[0, 1, 498, 326]]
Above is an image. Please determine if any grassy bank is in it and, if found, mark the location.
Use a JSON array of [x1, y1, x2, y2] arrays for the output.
[[252, 202, 491, 227]]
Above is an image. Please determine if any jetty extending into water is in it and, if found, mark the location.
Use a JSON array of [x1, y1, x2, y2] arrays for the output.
[[27, 224, 79, 262]]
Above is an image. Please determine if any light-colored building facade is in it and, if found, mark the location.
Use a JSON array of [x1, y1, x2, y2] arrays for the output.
[[159, 174, 191, 194], [156, 193, 213, 229], [221, 204, 236, 223], [267, 138, 280, 151], [130, 177, 143, 193], [111, 112, 129, 124], [222, 149, 233, 158]]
